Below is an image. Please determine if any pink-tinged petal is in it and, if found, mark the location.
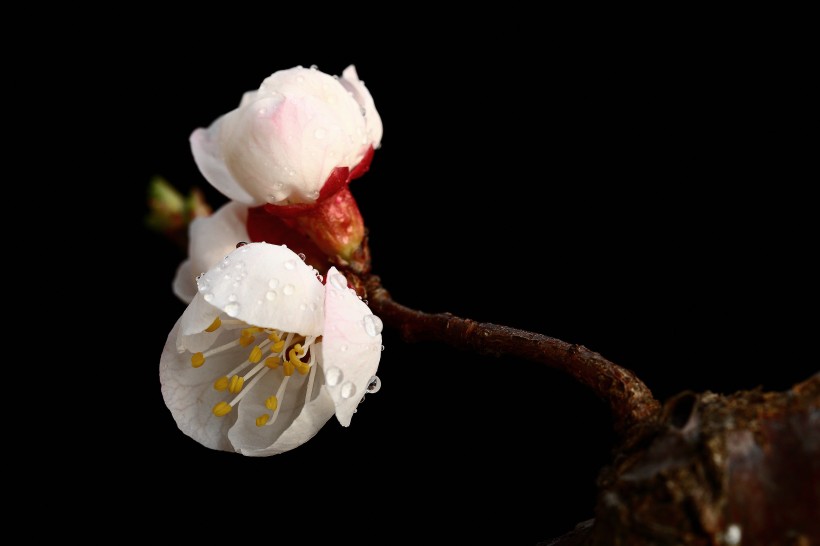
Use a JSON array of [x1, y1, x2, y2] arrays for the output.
[[322, 267, 382, 426], [190, 120, 258, 205], [161, 319, 236, 452], [197, 243, 324, 336], [172, 202, 251, 304], [340, 65, 383, 149]]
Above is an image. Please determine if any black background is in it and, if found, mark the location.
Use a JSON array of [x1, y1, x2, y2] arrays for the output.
[[98, 22, 816, 545]]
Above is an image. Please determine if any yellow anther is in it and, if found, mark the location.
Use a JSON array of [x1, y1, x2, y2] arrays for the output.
[[264, 356, 281, 369], [242, 327, 263, 337], [271, 340, 285, 353], [249, 345, 264, 364], [213, 376, 229, 391], [212, 402, 232, 417], [204, 317, 222, 333], [291, 343, 305, 356], [239, 334, 255, 347], [265, 396, 278, 411], [228, 375, 245, 394], [268, 332, 281, 343], [191, 352, 205, 368], [255, 414, 270, 427], [296, 362, 310, 375], [283, 361, 295, 376]]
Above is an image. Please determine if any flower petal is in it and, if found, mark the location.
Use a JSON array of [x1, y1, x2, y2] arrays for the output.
[[340, 65, 383, 150], [190, 118, 258, 205], [161, 319, 236, 452], [198, 243, 324, 335], [322, 267, 382, 426], [176, 292, 221, 353], [172, 202, 251, 304], [228, 349, 335, 456]]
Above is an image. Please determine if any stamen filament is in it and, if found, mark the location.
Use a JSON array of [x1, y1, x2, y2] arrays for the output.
[[265, 375, 290, 426], [203, 339, 242, 358]]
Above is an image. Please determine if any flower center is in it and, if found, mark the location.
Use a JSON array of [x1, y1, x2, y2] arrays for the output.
[[188, 316, 319, 428]]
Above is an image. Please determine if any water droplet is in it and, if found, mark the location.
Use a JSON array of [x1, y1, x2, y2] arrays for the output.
[[274, 182, 284, 190], [221, 259, 230, 268], [265, 291, 277, 301], [298, 253, 306, 261], [309, 302, 317, 311], [235, 241, 248, 248], [325, 367, 343, 386], [330, 273, 347, 290], [203, 293, 214, 303], [381, 345, 385, 351], [258, 107, 267, 115], [268, 278, 279, 289], [284, 260, 296, 271], [340, 382, 357, 399], [316, 275, 323, 283], [296, 75, 305, 83], [362, 314, 383, 337], [314, 128, 326, 139], [283, 284, 295, 296], [310, 64, 318, 70], [366, 376, 381, 394], [234, 263, 244, 270], [362, 299, 368, 305], [309, 190, 320, 200], [232, 281, 240, 288], [225, 303, 240, 317]]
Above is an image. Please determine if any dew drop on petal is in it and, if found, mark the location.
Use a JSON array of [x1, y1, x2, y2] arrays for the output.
[[316, 275, 323, 283], [283, 284, 295, 296], [330, 273, 347, 290], [274, 182, 284, 190], [309, 190, 320, 200], [298, 253, 306, 261], [340, 382, 357, 399], [203, 293, 214, 303], [225, 303, 240, 317], [381, 345, 385, 351], [235, 241, 248, 248], [265, 291, 277, 301], [363, 314, 383, 337], [366, 376, 381, 394], [325, 367, 343, 386], [221, 259, 230, 268], [228, 294, 237, 302], [284, 260, 296, 271], [268, 278, 279, 289]]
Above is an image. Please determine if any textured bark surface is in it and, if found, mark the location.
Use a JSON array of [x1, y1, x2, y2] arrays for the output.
[[542, 374, 820, 546], [364, 274, 660, 436]]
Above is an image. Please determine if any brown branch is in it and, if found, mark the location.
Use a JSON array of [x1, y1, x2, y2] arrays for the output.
[[363, 274, 660, 436]]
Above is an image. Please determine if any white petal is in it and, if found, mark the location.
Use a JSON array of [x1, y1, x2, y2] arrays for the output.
[[199, 242, 324, 335], [189, 201, 249, 278], [228, 356, 335, 456], [172, 259, 197, 303], [161, 319, 235, 452], [195, 66, 370, 206], [176, 293, 221, 353], [322, 267, 382, 426], [340, 65, 383, 149], [190, 118, 259, 205]]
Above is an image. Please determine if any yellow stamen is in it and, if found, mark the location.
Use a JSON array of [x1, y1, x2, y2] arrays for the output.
[[296, 362, 310, 375], [191, 352, 205, 368], [283, 361, 294, 376], [264, 356, 281, 369], [204, 317, 222, 333], [268, 332, 281, 343], [239, 333, 255, 347], [242, 327, 263, 337], [212, 402, 232, 417], [271, 340, 285, 353], [213, 376, 229, 391], [256, 414, 270, 427], [228, 375, 245, 394], [249, 345, 263, 364], [265, 396, 278, 411]]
